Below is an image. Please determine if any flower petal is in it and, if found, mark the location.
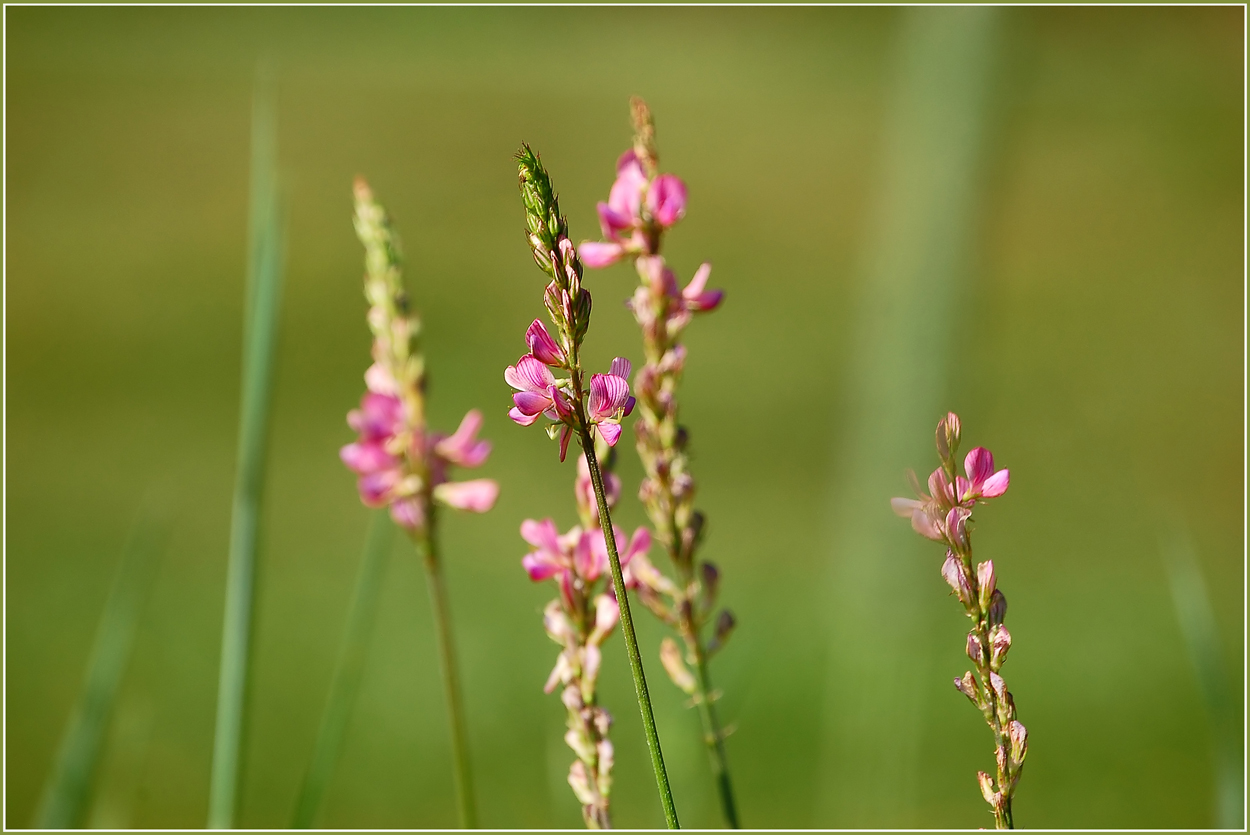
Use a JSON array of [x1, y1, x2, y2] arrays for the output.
[[435, 409, 491, 468], [508, 406, 540, 426], [980, 469, 1010, 498], [588, 373, 630, 421], [609, 357, 632, 380], [596, 421, 622, 447], [513, 390, 554, 416], [521, 518, 562, 554], [623, 527, 651, 566], [647, 174, 687, 227], [891, 497, 922, 518], [525, 320, 565, 366], [389, 497, 425, 530], [558, 424, 573, 462], [504, 355, 555, 392], [433, 479, 499, 513], [578, 241, 624, 269], [340, 441, 397, 474], [964, 447, 995, 489]]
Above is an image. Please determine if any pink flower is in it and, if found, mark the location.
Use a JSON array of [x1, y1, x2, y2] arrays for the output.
[[647, 174, 687, 227], [505, 355, 567, 427], [525, 319, 566, 367], [521, 518, 571, 582], [682, 263, 723, 312], [633, 257, 724, 334], [575, 453, 620, 521], [578, 525, 652, 582], [587, 358, 636, 446], [598, 151, 647, 237], [959, 447, 1010, 501], [347, 392, 404, 441], [579, 241, 626, 269], [434, 409, 491, 468]]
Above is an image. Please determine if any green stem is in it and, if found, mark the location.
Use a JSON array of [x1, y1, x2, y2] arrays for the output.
[[579, 425, 680, 829], [208, 68, 283, 830], [293, 509, 393, 828], [686, 637, 738, 829], [418, 507, 477, 829]]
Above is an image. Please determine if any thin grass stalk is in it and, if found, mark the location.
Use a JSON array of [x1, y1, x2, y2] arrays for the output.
[[208, 68, 285, 830], [1162, 522, 1244, 829], [293, 509, 393, 828], [416, 506, 478, 829], [34, 503, 167, 828], [578, 425, 679, 830]]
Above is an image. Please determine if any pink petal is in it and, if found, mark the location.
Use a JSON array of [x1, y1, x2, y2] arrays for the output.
[[389, 497, 425, 530], [616, 149, 643, 178], [523, 551, 562, 582], [521, 518, 561, 553], [508, 406, 539, 427], [575, 530, 601, 581], [686, 289, 724, 312], [911, 507, 943, 541], [433, 479, 499, 513], [927, 468, 953, 505], [891, 497, 922, 518], [685, 263, 712, 297], [358, 470, 401, 507], [364, 363, 397, 395], [597, 202, 634, 238], [621, 395, 635, 418], [578, 241, 624, 269], [609, 357, 632, 380], [348, 393, 404, 439], [525, 320, 565, 366], [980, 469, 1010, 498], [623, 527, 651, 566], [340, 441, 396, 474], [504, 355, 555, 393], [513, 390, 553, 416], [596, 421, 622, 447], [548, 385, 574, 421], [647, 174, 687, 227], [591, 594, 620, 641], [964, 447, 995, 489], [558, 424, 573, 462]]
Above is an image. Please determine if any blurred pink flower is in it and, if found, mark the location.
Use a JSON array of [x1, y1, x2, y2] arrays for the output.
[[578, 150, 690, 269]]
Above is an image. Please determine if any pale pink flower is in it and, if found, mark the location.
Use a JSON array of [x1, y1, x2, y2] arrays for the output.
[[434, 409, 492, 468], [578, 151, 690, 269], [587, 358, 636, 446], [433, 480, 499, 512], [505, 355, 565, 427], [959, 447, 1010, 501]]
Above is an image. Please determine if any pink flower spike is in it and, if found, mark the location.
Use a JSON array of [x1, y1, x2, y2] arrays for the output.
[[389, 497, 425, 530], [579, 241, 624, 269], [525, 320, 565, 366], [435, 409, 491, 468], [682, 262, 724, 312], [647, 174, 687, 227], [340, 441, 396, 475], [433, 479, 499, 513]]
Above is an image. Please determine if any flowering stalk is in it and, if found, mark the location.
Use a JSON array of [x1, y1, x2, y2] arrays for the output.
[[579, 98, 737, 828], [341, 179, 499, 829], [508, 145, 679, 829], [891, 412, 1026, 829], [521, 451, 655, 828]]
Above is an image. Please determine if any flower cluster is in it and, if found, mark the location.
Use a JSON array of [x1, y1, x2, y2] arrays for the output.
[[521, 454, 656, 829], [577, 98, 738, 828], [892, 412, 1026, 829], [340, 179, 498, 530]]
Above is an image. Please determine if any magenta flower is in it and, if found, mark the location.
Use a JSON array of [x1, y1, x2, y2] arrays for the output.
[[891, 443, 1009, 548], [587, 358, 636, 446], [434, 409, 492, 468], [959, 447, 1010, 501], [526, 319, 567, 367], [520, 518, 650, 587], [578, 150, 690, 269], [505, 355, 564, 427]]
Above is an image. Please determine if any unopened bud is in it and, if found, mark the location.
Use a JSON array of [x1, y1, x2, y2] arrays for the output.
[[988, 589, 1007, 626], [966, 632, 986, 666], [543, 601, 575, 645], [561, 684, 583, 712], [592, 706, 613, 736], [660, 637, 697, 694], [954, 671, 979, 705], [1008, 719, 1028, 765], [977, 560, 996, 612], [995, 744, 1008, 775], [700, 561, 721, 605], [945, 506, 971, 552], [708, 609, 736, 655], [937, 412, 962, 462], [978, 771, 999, 806], [568, 760, 597, 805], [596, 738, 615, 781], [942, 553, 973, 606], [565, 728, 595, 764], [989, 624, 1011, 668], [989, 672, 1007, 703]]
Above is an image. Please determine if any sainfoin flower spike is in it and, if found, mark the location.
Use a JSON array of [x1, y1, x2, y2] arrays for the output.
[[577, 97, 740, 828], [340, 179, 497, 828], [509, 145, 678, 828], [892, 412, 1025, 829]]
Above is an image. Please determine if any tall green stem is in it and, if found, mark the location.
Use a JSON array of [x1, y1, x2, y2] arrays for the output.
[[417, 507, 477, 829], [578, 425, 679, 830], [293, 509, 393, 828], [209, 67, 283, 830], [685, 636, 738, 828]]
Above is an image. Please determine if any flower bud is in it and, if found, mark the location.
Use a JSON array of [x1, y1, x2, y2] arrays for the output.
[[592, 706, 613, 736], [565, 728, 596, 765], [976, 560, 996, 612], [700, 561, 721, 607], [1008, 719, 1028, 765], [596, 739, 615, 781], [561, 683, 583, 712], [708, 609, 736, 655], [989, 672, 1007, 703], [937, 412, 962, 462], [945, 506, 971, 552], [989, 624, 1011, 668], [988, 589, 1007, 627], [568, 760, 598, 806], [954, 671, 979, 706], [660, 637, 697, 694], [966, 631, 986, 666], [995, 744, 1008, 775], [978, 771, 999, 806], [543, 601, 575, 645], [941, 553, 973, 606]]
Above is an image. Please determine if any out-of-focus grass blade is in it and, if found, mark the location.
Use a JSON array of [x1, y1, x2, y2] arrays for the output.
[[33, 500, 169, 828], [818, 6, 1000, 825], [1161, 523, 1244, 830], [292, 510, 394, 828], [207, 65, 285, 830]]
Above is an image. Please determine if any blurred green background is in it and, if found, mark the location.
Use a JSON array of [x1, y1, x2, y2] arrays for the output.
[[6, 5, 1243, 829]]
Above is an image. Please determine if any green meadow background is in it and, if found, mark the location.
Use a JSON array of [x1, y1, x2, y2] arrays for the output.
[[6, 6, 1243, 829]]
